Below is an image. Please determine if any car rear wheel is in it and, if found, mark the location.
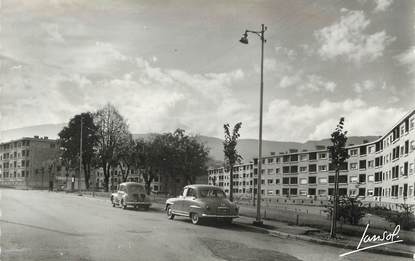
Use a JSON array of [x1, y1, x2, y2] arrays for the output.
[[191, 213, 200, 225], [166, 206, 175, 220]]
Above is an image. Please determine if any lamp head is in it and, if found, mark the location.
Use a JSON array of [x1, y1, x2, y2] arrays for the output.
[[239, 32, 248, 44]]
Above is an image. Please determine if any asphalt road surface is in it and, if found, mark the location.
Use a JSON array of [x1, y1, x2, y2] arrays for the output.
[[0, 189, 409, 261]]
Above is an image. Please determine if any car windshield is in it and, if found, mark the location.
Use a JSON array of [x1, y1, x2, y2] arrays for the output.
[[127, 184, 145, 193], [198, 188, 226, 198]]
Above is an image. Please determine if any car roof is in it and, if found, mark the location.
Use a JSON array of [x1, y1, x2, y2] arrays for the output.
[[184, 184, 223, 190]]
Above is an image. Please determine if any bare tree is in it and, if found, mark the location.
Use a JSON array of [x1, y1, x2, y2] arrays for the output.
[[94, 103, 130, 192]]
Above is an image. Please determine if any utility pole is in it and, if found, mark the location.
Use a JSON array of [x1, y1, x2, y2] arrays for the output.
[[79, 115, 83, 195]]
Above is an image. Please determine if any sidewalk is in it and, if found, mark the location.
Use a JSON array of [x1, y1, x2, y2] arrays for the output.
[[234, 215, 414, 258]]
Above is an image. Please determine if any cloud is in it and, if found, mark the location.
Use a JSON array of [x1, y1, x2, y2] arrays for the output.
[[275, 46, 297, 59], [278, 72, 336, 93], [396, 47, 415, 90], [315, 10, 395, 64], [373, 0, 394, 12], [41, 23, 65, 43], [0, 47, 250, 138], [353, 80, 376, 93], [397, 47, 415, 73], [263, 98, 406, 141]]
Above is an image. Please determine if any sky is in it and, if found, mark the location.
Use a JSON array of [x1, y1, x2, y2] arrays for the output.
[[0, 0, 414, 142]]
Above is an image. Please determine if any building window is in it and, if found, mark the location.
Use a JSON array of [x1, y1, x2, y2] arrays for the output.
[[299, 178, 308, 185], [290, 177, 298, 184], [299, 190, 307, 196], [290, 188, 297, 196], [359, 174, 366, 183], [309, 164, 317, 173], [308, 176, 316, 184], [359, 160, 366, 170], [318, 165, 327, 172], [368, 146, 374, 154], [319, 153, 327, 159], [350, 149, 358, 157], [300, 154, 307, 161], [318, 177, 327, 184], [283, 177, 289, 184], [368, 160, 374, 168], [339, 175, 347, 183], [350, 163, 357, 170], [299, 166, 307, 172], [282, 188, 289, 195]]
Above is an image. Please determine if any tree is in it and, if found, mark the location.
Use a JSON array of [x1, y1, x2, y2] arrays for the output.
[[223, 122, 243, 202], [58, 112, 97, 190], [328, 117, 349, 238], [115, 134, 137, 182], [94, 103, 130, 192]]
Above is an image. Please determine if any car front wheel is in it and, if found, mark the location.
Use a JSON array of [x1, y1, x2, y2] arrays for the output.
[[167, 206, 175, 220], [191, 213, 200, 225], [121, 200, 127, 210]]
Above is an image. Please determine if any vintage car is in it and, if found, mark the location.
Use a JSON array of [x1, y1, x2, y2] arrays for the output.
[[111, 182, 151, 210], [165, 185, 239, 225]]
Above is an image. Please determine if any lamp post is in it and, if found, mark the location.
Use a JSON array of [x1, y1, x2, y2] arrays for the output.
[[239, 24, 267, 226], [79, 115, 83, 195]]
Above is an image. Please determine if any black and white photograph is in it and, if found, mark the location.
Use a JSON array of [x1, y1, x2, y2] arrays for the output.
[[0, 0, 414, 260]]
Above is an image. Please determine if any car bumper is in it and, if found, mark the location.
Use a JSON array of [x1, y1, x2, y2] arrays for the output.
[[125, 202, 151, 206], [201, 214, 239, 218]]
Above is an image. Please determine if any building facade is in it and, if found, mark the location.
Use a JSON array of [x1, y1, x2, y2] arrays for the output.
[[0, 136, 59, 189], [208, 110, 415, 207]]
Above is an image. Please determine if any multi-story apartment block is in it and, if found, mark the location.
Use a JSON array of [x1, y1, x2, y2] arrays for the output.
[[208, 109, 415, 207], [0, 136, 59, 189]]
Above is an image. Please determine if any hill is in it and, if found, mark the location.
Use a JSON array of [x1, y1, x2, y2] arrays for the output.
[[1, 124, 379, 166]]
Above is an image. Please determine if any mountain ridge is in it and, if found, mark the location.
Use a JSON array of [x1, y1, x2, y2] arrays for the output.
[[1, 124, 379, 165]]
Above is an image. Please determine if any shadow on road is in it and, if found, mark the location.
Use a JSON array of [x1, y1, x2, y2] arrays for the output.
[[0, 219, 82, 236]]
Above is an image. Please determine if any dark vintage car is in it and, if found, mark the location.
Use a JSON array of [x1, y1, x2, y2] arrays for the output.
[[165, 185, 239, 225], [111, 182, 151, 210]]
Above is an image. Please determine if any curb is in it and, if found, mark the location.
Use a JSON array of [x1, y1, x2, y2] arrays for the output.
[[235, 222, 413, 259]]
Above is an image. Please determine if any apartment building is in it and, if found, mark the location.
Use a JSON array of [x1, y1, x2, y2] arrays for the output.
[[208, 109, 415, 207], [0, 136, 59, 189]]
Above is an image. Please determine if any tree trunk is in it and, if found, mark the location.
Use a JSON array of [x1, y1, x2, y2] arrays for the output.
[[83, 162, 90, 190], [229, 166, 234, 202], [103, 161, 109, 192], [330, 167, 340, 238]]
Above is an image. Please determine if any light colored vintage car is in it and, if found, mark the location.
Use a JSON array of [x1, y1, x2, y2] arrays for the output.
[[165, 185, 239, 225], [111, 182, 151, 210]]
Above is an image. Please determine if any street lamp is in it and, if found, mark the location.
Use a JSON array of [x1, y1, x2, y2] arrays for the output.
[[239, 24, 267, 226], [79, 115, 83, 196]]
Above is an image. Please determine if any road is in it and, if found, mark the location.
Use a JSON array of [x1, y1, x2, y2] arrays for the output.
[[0, 189, 408, 261]]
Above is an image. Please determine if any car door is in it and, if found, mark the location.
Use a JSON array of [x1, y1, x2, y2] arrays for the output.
[[174, 188, 187, 214], [183, 188, 197, 215]]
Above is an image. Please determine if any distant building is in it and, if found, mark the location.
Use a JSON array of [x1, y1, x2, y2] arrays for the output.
[[0, 136, 59, 189], [209, 109, 415, 208]]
